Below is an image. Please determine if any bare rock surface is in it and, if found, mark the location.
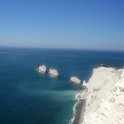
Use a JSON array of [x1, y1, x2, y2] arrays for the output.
[[70, 76, 81, 84], [48, 68, 59, 77], [80, 67, 124, 124], [37, 64, 47, 73]]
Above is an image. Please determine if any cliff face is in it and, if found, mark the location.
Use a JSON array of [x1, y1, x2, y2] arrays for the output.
[[81, 67, 124, 124]]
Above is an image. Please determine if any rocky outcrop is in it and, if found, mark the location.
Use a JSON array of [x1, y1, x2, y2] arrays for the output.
[[37, 64, 47, 73], [48, 68, 59, 77], [70, 76, 81, 84], [79, 67, 124, 124]]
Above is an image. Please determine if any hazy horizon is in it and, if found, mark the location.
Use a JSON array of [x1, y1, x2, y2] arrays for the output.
[[1, 46, 124, 52], [0, 0, 124, 51]]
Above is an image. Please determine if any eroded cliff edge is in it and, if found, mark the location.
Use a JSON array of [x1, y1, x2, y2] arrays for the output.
[[80, 67, 124, 124]]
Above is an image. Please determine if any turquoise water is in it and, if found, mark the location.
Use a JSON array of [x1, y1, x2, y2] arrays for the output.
[[0, 47, 124, 124]]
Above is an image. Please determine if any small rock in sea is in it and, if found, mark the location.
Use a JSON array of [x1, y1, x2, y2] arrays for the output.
[[70, 76, 81, 84], [37, 64, 47, 73], [48, 68, 59, 77]]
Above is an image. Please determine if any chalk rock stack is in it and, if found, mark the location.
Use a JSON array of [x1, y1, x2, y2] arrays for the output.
[[70, 76, 81, 84], [37, 64, 47, 73], [48, 68, 59, 77]]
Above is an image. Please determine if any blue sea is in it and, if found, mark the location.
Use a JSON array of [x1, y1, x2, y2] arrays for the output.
[[0, 47, 124, 124]]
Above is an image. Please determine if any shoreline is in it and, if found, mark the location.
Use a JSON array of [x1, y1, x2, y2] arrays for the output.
[[70, 98, 86, 124]]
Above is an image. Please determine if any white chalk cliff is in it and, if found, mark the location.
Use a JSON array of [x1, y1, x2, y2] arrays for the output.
[[80, 67, 124, 124]]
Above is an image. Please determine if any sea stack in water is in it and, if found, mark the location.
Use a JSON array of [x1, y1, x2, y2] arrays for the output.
[[48, 68, 59, 77], [37, 64, 47, 73], [70, 76, 81, 84]]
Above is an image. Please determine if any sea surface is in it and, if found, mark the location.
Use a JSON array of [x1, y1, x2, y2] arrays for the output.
[[0, 47, 124, 124]]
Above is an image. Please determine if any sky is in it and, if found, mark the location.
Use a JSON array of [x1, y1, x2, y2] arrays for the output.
[[0, 0, 124, 51]]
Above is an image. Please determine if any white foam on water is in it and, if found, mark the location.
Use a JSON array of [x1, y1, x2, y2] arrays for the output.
[[69, 99, 80, 124]]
